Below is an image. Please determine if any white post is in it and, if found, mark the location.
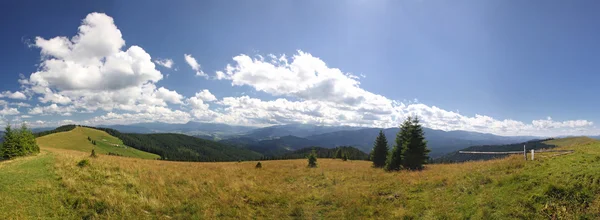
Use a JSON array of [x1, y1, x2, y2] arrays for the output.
[[531, 149, 534, 161], [524, 145, 527, 161]]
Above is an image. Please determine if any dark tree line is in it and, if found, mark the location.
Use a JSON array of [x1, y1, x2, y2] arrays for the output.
[[370, 116, 431, 171], [260, 146, 369, 161], [34, 124, 76, 137], [1, 124, 39, 159]]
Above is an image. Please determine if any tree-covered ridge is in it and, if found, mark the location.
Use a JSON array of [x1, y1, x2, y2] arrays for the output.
[[34, 125, 77, 138], [263, 146, 369, 161], [433, 138, 556, 163], [87, 126, 263, 162]]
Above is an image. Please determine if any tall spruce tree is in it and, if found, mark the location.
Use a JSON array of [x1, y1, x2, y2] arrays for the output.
[[1, 124, 23, 159], [371, 130, 389, 168], [385, 117, 412, 171], [402, 117, 430, 170]]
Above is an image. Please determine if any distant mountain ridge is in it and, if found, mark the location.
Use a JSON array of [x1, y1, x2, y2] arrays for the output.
[[95, 122, 539, 159]]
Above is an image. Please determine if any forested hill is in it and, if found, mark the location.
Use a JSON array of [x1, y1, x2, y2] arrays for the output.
[[433, 138, 556, 163], [264, 146, 369, 161], [88, 126, 263, 162]]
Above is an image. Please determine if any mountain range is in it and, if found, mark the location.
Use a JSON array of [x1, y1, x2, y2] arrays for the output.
[[96, 122, 537, 158]]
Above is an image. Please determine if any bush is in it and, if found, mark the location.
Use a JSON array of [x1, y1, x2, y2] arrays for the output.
[[307, 150, 317, 168], [77, 159, 90, 167], [90, 149, 98, 158], [255, 162, 262, 168]]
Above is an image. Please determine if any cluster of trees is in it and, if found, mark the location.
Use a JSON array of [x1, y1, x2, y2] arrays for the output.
[[1, 124, 39, 159], [371, 117, 430, 171], [259, 146, 369, 161], [87, 136, 97, 145]]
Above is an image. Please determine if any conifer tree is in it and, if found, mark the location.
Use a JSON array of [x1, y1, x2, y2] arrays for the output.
[[371, 130, 389, 168], [255, 161, 262, 168], [402, 117, 430, 170], [1, 124, 19, 159], [19, 123, 39, 154], [342, 153, 348, 161], [307, 149, 317, 168], [385, 117, 412, 171]]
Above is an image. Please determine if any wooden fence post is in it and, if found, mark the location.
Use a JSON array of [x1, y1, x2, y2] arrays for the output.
[[523, 145, 527, 161], [531, 149, 534, 161]]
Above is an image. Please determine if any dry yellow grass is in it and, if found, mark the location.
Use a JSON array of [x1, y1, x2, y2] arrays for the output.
[[3, 136, 599, 219], [43, 136, 600, 219]]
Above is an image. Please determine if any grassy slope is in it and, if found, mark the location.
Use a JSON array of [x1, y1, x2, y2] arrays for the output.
[[36, 127, 160, 159], [0, 151, 76, 219], [2, 137, 599, 219]]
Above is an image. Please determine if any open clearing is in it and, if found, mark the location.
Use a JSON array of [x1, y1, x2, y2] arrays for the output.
[[1, 136, 599, 219]]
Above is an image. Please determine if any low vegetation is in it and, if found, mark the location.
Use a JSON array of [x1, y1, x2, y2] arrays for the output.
[[1, 137, 598, 219]]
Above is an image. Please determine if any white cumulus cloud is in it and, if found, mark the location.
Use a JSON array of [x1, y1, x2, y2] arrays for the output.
[[0, 91, 27, 100]]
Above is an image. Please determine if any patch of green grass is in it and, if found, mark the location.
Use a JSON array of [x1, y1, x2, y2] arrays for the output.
[[0, 151, 76, 219], [36, 127, 160, 159]]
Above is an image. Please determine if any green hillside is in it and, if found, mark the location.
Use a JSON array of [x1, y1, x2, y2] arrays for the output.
[[36, 127, 160, 159]]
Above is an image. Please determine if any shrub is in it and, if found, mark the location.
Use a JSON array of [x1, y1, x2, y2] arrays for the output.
[[307, 150, 317, 168], [90, 149, 98, 158], [77, 159, 90, 167], [255, 162, 262, 168]]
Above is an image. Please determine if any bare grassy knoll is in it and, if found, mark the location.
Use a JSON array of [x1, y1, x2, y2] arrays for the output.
[[36, 126, 160, 159], [1, 137, 599, 219]]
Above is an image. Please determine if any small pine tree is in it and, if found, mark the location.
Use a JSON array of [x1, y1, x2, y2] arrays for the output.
[[255, 161, 262, 168], [385, 117, 412, 171], [90, 149, 98, 158], [87, 136, 91, 141], [342, 153, 348, 161], [92, 140, 96, 145], [371, 130, 389, 168], [402, 117, 430, 170], [307, 149, 318, 168]]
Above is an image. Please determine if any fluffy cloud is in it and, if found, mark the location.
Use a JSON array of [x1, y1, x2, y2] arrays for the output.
[[10, 102, 32, 108], [193, 89, 217, 102], [154, 58, 174, 68], [83, 107, 191, 125], [17, 12, 186, 121], [218, 51, 385, 107], [155, 87, 184, 104], [0, 91, 27, 100], [184, 54, 206, 77], [0, 107, 19, 116], [29, 104, 76, 116]]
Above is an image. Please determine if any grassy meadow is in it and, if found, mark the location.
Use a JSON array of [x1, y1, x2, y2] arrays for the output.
[[36, 127, 160, 159], [1, 135, 599, 219]]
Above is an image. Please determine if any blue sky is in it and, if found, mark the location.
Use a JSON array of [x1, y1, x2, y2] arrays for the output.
[[0, 0, 599, 136]]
